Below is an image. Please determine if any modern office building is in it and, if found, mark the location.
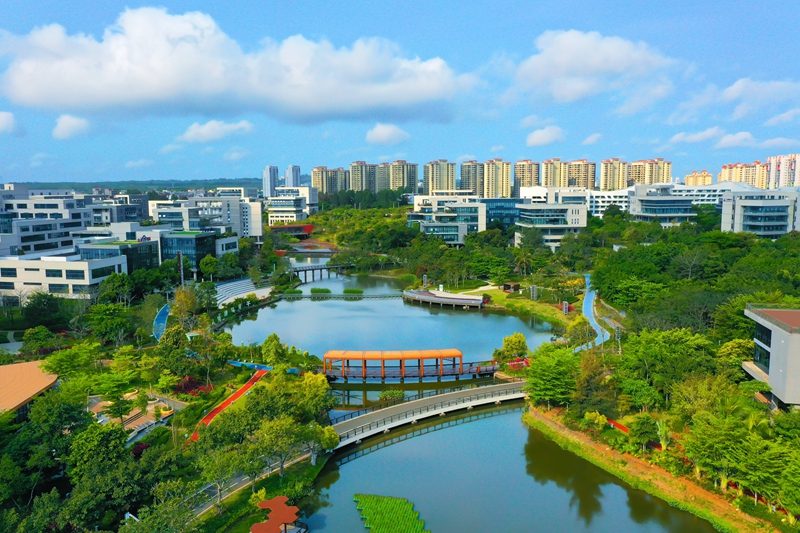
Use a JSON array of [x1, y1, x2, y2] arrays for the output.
[[515, 202, 588, 250], [483, 159, 512, 199], [743, 305, 800, 407], [408, 192, 486, 245], [568, 160, 597, 189], [78, 239, 161, 273], [628, 184, 696, 227], [0, 253, 127, 299], [423, 160, 456, 195], [718, 161, 769, 189], [541, 159, 570, 188], [629, 158, 672, 185], [389, 160, 418, 190], [684, 170, 714, 186], [150, 193, 263, 242], [599, 158, 629, 191], [670, 182, 759, 206], [720, 189, 800, 238], [350, 161, 378, 193], [519, 186, 629, 218], [266, 186, 319, 225], [160, 232, 217, 270], [285, 165, 301, 187], [459, 161, 484, 197], [767, 154, 800, 189], [262, 166, 279, 198]]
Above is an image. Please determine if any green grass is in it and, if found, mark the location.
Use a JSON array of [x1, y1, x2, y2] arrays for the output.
[[353, 494, 430, 533], [482, 289, 577, 326]]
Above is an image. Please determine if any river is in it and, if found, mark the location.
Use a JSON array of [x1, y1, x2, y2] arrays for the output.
[[227, 259, 715, 532]]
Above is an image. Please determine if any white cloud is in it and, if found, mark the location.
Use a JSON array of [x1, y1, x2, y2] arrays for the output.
[[365, 123, 410, 146], [715, 132, 755, 149], [177, 120, 252, 143], [490, 145, 504, 152], [515, 30, 674, 109], [760, 137, 800, 149], [224, 147, 249, 161], [125, 159, 153, 168], [765, 108, 800, 126], [456, 154, 476, 163], [0, 112, 15, 134], [0, 7, 471, 122], [519, 114, 551, 128], [52, 114, 88, 139], [526, 125, 564, 147], [159, 143, 183, 154], [669, 126, 724, 144], [582, 133, 601, 145], [29, 153, 50, 168], [721, 78, 800, 119]]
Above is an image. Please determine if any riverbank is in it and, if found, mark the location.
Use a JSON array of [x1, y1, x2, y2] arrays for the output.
[[522, 408, 770, 533], [477, 288, 578, 327]]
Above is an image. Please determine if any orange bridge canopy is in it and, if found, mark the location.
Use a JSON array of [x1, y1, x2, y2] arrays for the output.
[[322, 349, 463, 378]]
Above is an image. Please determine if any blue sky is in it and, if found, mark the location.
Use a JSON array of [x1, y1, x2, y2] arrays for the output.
[[1, 0, 799, 184]]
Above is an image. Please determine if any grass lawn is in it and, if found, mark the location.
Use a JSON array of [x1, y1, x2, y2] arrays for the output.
[[481, 289, 577, 327], [199, 458, 327, 533]]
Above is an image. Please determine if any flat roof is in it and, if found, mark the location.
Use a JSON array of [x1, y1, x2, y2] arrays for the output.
[[0, 361, 58, 412], [754, 308, 800, 329], [323, 349, 462, 361]]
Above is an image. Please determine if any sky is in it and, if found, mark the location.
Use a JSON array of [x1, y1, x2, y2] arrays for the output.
[[0, 0, 799, 184]]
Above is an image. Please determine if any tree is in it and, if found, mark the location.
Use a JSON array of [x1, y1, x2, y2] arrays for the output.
[[21, 326, 56, 356], [172, 285, 199, 330], [237, 442, 273, 492], [298, 423, 339, 466], [41, 342, 98, 378], [525, 345, 579, 409], [670, 374, 738, 420], [195, 281, 218, 312], [257, 416, 300, 477], [497, 332, 528, 363], [198, 448, 239, 514], [261, 333, 288, 366], [566, 316, 595, 348], [518, 227, 545, 252], [22, 292, 65, 329], [779, 452, 800, 526], [573, 352, 614, 416], [655, 420, 671, 451], [102, 392, 134, 426], [683, 412, 745, 487], [87, 303, 131, 343], [199, 255, 220, 281], [68, 422, 128, 481], [294, 372, 337, 422], [716, 339, 754, 381], [627, 414, 658, 454], [99, 272, 134, 306]]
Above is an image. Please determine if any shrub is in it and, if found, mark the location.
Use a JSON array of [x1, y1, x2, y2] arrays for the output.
[[582, 411, 608, 431], [378, 389, 405, 401], [284, 289, 303, 295], [310, 287, 332, 294], [343, 288, 364, 294]]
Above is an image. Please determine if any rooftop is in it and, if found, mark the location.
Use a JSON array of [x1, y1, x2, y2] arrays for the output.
[[323, 349, 462, 361], [0, 361, 58, 412], [753, 308, 800, 329]]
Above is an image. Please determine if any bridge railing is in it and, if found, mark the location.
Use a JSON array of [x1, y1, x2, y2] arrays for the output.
[[330, 379, 504, 425], [338, 385, 525, 442]]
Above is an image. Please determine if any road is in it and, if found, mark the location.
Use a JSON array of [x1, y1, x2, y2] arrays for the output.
[[580, 273, 608, 350]]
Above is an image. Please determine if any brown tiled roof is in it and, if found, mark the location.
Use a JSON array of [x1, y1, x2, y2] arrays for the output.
[[0, 361, 57, 412]]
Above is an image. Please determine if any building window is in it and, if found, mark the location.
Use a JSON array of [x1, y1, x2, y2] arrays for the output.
[[48, 284, 69, 294], [66, 270, 85, 280], [24, 268, 39, 272], [23, 282, 41, 286], [754, 344, 771, 374], [0, 268, 17, 278], [45, 269, 63, 278], [754, 323, 771, 347], [0, 282, 14, 290], [91, 266, 116, 279]]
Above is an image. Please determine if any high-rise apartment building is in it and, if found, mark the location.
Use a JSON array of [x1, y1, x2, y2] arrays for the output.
[[311, 166, 326, 193], [376, 163, 391, 193], [262, 165, 279, 198], [629, 158, 672, 185], [285, 165, 301, 187], [423, 160, 456, 195], [568, 160, 597, 189], [541, 158, 570, 188], [459, 161, 484, 197], [389, 160, 418, 190], [684, 171, 713, 186], [514, 160, 540, 190], [718, 162, 768, 189], [767, 154, 800, 189], [599, 158, 629, 191], [350, 161, 378, 193], [483, 159, 512, 198]]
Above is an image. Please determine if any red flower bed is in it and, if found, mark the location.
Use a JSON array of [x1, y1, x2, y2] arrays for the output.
[[174, 376, 215, 396]]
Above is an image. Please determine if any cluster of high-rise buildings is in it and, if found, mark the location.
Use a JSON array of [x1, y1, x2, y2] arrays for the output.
[[309, 161, 418, 195], [716, 154, 800, 190]]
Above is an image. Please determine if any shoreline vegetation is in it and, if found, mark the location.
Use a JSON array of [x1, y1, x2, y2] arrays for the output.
[[521, 409, 767, 533]]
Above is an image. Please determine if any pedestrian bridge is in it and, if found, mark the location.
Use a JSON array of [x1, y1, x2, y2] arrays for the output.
[[331, 380, 526, 449]]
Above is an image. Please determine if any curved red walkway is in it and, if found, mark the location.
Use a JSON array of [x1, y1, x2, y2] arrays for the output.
[[190, 369, 268, 441]]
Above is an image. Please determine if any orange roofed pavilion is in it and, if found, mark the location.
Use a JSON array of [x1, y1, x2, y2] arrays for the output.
[[322, 349, 463, 378]]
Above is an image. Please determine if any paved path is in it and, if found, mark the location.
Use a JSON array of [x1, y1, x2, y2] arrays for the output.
[[189, 370, 268, 441], [579, 273, 608, 350]]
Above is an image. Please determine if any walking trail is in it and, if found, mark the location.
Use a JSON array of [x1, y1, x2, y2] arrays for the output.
[[189, 369, 268, 441]]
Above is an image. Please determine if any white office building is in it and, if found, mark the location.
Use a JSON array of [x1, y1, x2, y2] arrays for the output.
[[408, 192, 486, 246], [515, 202, 588, 250], [262, 166, 279, 198], [285, 165, 301, 187], [721, 188, 800, 238]]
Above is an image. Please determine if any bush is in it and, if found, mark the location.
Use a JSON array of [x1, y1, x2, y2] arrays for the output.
[[310, 288, 332, 294], [378, 389, 405, 401], [283, 478, 313, 505], [343, 288, 364, 294], [284, 289, 303, 295]]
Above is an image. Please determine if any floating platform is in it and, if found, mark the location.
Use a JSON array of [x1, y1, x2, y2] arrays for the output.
[[402, 290, 484, 309]]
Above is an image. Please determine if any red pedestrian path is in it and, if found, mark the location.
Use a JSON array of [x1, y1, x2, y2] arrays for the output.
[[190, 369, 268, 441]]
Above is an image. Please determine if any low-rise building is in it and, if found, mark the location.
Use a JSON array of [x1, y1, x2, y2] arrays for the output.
[[628, 184, 696, 227], [515, 202, 587, 250], [721, 189, 800, 238], [0, 361, 58, 422], [743, 305, 800, 408], [407, 192, 486, 245], [265, 186, 319, 225], [0, 253, 126, 299]]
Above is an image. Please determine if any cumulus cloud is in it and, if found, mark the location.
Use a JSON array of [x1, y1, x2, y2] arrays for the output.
[[52, 114, 88, 139], [526, 125, 564, 147], [721, 78, 800, 119], [0, 8, 470, 122], [669, 126, 724, 144], [160, 143, 183, 154], [224, 147, 249, 161], [0, 112, 15, 134], [365, 123, 410, 145], [760, 137, 800, 149], [515, 30, 674, 109], [125, 159, 153, 168], [29, 153, 50, 168], [715, 132, 755, 149], [765, 108, 800, 126], [177, 120, 252, 143], [582, 133, 601, 145], [519, 114, 551, 128]]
